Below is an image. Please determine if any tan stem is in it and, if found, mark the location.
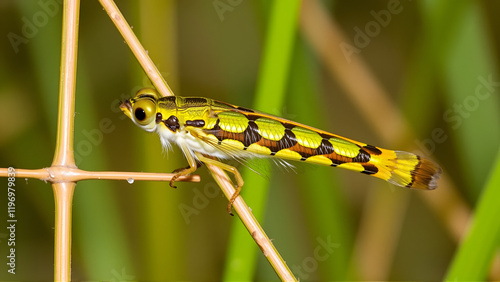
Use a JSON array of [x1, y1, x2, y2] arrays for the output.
[[1, 1, 199, 281], [52, 182, 75, 282], [0, 167, 199, 183], [52, 0, 80, 280], [98, 0, 296, 280], [52, 0, 79, 168], [98, 0, 173, 97], [206, 164, 297, 281]]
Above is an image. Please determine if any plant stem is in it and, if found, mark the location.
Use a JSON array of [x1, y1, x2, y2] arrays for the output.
[[224, 0, 301, 280], [0, 1, 196, 281], [207, 165, 297, 281], [52, 182, 75, 281], [445, 148, 500, 281], [98, 0, 297, 280], [52, 0, 80, 280], [98, 0, 173, 97], [53, 0, 80, 168], [0, 167, 199, 183]]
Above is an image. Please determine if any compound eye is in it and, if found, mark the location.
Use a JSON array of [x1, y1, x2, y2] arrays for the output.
[[132, 98, 156, 125], [135, 108, 146, 121]]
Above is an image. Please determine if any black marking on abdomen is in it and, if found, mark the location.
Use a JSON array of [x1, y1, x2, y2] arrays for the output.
[[213, 119, 220, 129], [244, 113, 262, 122], [208, 119, 260, 148], [361, 164, 378, 175], [275, 129, 298, 151], [250, 127, 299, 156], [266, 129, 298, 153], [282, 122, 296, 130], [330, 158, 346, 166], [315, 139, 335, 155], [243, 121, 261, 147], [210, 119, 224, 142], [352, 148, 371, 163], [364, 144, 382, 155], [319, 132, 335, 139]]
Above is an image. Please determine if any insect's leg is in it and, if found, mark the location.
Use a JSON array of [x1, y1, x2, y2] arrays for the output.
[[170, 145, 199, 188], [172, 161, 203, 174], [194, 152, 244, 215]]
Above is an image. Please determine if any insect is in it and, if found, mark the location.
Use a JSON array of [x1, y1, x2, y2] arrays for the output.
[[121, 88, 442, 214]]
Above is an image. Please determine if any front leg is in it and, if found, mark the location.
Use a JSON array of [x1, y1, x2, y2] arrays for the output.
[[170, 145, 200, 188]]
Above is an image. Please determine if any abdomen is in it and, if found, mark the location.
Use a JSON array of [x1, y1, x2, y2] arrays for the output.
[[205, 110, 441, 190]]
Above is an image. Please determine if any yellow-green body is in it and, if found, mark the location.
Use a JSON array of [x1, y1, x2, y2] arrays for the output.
[[121, 89, 441, 197]]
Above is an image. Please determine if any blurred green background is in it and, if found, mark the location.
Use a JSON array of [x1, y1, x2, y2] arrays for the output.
[[1, 0, 500, 281]]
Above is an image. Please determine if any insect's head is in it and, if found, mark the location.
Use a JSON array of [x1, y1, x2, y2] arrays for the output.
[[120, 88, 161, 132]]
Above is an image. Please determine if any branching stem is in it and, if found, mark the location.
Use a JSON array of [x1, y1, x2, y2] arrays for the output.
[[98, 0, 297, 280]]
